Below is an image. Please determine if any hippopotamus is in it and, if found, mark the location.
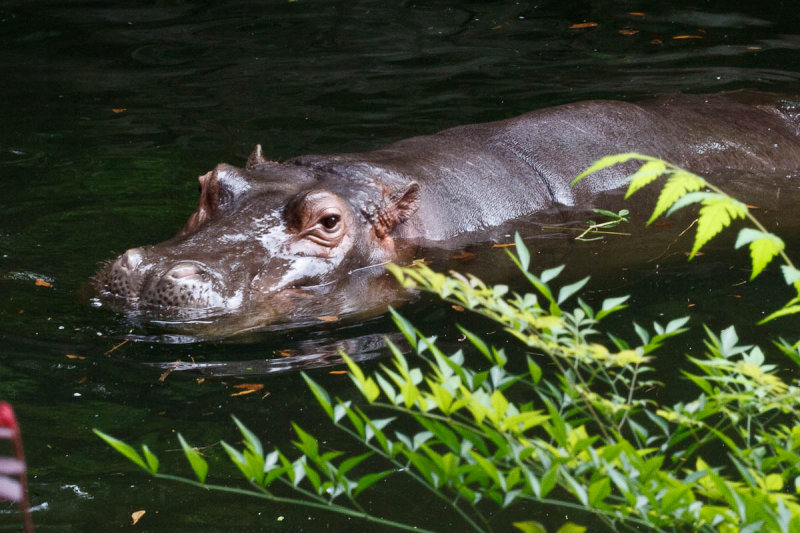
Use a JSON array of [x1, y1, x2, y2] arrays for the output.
[[95, 91, 800, 335]]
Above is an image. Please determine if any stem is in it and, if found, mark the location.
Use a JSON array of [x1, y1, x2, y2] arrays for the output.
[[153, 473, 436, 533]]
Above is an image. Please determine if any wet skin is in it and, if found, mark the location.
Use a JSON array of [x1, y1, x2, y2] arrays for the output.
[[95, 91, 800, 335]]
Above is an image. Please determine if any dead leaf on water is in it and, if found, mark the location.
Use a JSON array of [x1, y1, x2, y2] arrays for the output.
[[569, 22, 598, 29], [316, 315, 339, 322], [231, 383, 265, 397], [451, 251, 476, 260], [35, 278, 52, 288], [131, 510, 145, 525], [233, 383, 264, 391], [159, 361, 181, 382]]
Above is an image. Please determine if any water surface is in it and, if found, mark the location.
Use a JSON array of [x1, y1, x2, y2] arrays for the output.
[[2, 1, 800, 530]]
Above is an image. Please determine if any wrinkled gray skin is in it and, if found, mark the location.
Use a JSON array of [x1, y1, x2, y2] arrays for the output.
[[95, 91, 800, 333]]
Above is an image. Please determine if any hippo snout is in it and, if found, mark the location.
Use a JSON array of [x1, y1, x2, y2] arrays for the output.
[[98, 248, 236, 311]]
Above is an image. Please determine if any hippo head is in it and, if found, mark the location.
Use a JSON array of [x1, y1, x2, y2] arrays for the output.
[[94, 146, 421, 333]]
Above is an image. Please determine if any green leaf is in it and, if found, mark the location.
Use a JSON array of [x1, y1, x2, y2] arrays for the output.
[[689, 196, 747, 259], [781, 265, 800, 286], [389, 308, 418, 350], [527, 356, 542, 385], [513, 521, 547, 533], [595, 295, 630, 321], [302, 373, 333, 419], [177, 433, 208, 483], [572, 152, 645, 185], [93, 429, 150, 473], [354, 470, 393, 497], [759, 304, 800, 324], [588, 477, 611, 507], [342, 354, 380, 402], [735, 228, 785, 278], [625, 159, 668, 198], [540, 265, 565, 284], [458, 326, 491, 360], [232, 416, 263, 458], [515, 232, 530, 271], [664, 191, 716, 216], [337, 452, 372, 478], [750, 237, 784, 279], [557, 276, 590, 305], [556, 524, 587, 533], [647, 171, 706, 224], [141, 445, 159, 474]]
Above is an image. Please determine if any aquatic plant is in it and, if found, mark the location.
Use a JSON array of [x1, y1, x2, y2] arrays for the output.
[[96, 156, 800, 532]]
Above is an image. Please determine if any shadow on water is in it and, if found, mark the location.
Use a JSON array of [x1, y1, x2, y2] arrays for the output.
[[2, 0, 800, 531]]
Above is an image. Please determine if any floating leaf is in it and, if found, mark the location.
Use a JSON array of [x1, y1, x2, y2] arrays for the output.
[[569, 22, 598, 29], [131, 510, 145, 525]]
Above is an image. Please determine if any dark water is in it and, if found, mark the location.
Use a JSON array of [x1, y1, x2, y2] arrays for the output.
[[2, 1, 800, 531]]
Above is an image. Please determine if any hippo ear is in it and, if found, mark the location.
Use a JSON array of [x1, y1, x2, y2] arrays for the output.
[[372, 182, 421, 239], [176, 169, 219, 238], [246, 144, 276, 169]]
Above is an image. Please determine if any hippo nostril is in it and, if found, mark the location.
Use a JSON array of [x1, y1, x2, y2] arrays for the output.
[[119, 247, 144, 271], [167, 262, 204, 280]]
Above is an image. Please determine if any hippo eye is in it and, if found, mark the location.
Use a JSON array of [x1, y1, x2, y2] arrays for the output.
[[321, 215, 340, 230]]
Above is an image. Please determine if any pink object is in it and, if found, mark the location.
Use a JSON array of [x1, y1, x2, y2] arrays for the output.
[[0, 402, 33, 532]]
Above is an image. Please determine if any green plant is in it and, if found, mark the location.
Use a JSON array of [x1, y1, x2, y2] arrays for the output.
[[542, 207, 631, 241], [96, 156, 800, 532]]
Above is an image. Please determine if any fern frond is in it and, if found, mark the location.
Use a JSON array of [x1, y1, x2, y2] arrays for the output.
[[690, 196, 748, 259], [572, 152, 647, 185], [648, 172, 707, 225], [735, 228, 785, 279], [624, 159, 669, 199]]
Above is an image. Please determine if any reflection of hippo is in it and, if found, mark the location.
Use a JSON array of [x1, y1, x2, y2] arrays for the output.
[[95, 92, 800, 333]]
